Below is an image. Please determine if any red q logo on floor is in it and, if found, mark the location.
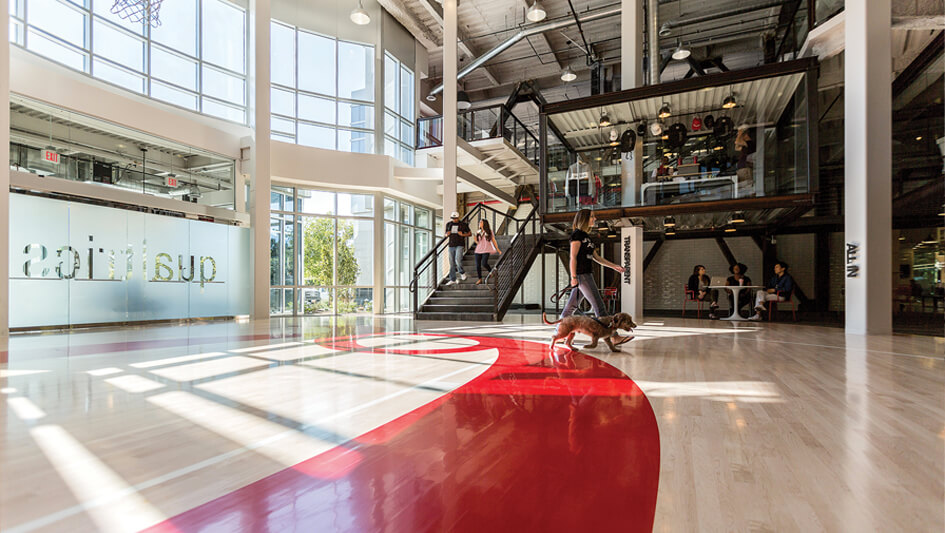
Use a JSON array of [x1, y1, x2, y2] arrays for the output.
[[147, 333, 660, 533]]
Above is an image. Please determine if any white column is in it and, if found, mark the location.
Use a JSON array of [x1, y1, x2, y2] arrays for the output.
[[620, 0, 644, 322], [621, 0, 644, 90], [844, 0, 892, 335], [0, 0, 9, 338], [373, 191, 385, 314], [621, 226, 643, 320], [249, 0, 271, 320], [442, 0, 458, 218], [620, 0, 644, 206]]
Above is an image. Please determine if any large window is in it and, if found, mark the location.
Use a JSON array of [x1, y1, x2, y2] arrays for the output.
[[9, 0, 249, 123], [270, 20, 375, 153], [270, 186, 375, 316], [384, 197, 432, 312], [384, 52, 415, 165]]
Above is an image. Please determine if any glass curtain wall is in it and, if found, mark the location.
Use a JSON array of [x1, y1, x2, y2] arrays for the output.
[[270, 20, 375, 153], [384, 197, 432, 312], [9, 0, 249, 123], [383, 52, 415, 165], [270, 186, 375, 316]]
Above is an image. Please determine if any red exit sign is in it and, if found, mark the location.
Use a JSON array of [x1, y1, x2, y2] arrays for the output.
[[165, 176, 178, 187], [43, 150, 59, 163]]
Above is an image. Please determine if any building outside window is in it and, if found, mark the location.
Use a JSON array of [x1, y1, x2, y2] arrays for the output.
[[270, 20, 375, 154], [383, 52, 415, 165], [384, 197, 432, 312], [9, 0, 249, 124], [270, 186, 375, 316]]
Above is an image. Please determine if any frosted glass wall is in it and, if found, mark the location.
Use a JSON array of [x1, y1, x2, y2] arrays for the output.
[[8, 193, 251, 328]]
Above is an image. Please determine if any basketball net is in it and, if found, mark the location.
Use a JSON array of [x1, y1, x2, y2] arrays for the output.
[[110, 0, 164, 27]]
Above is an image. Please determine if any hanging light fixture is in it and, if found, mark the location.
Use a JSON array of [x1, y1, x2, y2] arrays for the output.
[[731, 211, 746, 224], [560, 66, 577, 82], [457, 91, 471, 110], [663, 216, 676, 228], [665, 228, 676, 236], [922, 233, 937, 244], [722, 94, 737, 109], [658, 103, 671, 119], [671, 42, 691, 60], [599, 113, 611, 127], [526, 1, 547, 22], [659, 23, 672, 37], [349, 0, 370, 25], [724, 225, 737, 233]]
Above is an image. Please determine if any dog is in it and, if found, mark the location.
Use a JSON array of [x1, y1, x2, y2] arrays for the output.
[[542, 312, 637, 351]]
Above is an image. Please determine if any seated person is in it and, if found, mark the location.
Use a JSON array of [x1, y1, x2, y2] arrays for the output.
[[651, 156, 673, 181], [725, 262, 752, 318], [750, 261, 795, 320], [688, 265, 720, 319]]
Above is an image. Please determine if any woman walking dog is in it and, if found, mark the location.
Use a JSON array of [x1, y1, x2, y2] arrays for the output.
[[560, 209, 625, 319]]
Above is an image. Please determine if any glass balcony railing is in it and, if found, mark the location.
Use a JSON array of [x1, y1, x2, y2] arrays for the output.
[[416, 104, 540, 167], [540, 59, 818, 215]]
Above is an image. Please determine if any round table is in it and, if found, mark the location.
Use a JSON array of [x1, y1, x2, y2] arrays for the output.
[[708, 285, 763, 321]]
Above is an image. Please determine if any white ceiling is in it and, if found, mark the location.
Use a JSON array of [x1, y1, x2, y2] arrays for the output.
[[550, 72, 805, 148]]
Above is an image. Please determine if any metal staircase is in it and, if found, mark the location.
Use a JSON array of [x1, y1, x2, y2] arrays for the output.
[[411, 202, 540, 321]]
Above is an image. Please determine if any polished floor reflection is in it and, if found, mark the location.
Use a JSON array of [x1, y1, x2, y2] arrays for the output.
[[1, 316, 942, 532]]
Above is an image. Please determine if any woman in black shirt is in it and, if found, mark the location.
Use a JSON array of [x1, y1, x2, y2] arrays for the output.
[[725, 262, 752, 318], [687, 265, 720, 319], [560, 209, 625, 318]]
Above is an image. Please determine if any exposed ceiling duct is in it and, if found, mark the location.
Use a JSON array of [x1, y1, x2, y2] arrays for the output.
[[427, 6, 621, 98], [659, 0, 789, 34]]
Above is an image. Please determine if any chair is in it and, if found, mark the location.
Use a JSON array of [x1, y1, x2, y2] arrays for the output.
[[682, 284, 703, 318], [768, 287, 797, 322], [601, 286, 618, 315]]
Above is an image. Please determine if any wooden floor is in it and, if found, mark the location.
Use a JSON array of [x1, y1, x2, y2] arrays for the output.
[[1, 316, 942, 532]]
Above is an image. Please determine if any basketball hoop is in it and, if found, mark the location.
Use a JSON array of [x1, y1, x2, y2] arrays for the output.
[[110, 0, 164, 27]]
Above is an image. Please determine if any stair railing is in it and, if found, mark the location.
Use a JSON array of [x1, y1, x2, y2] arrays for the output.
[[410, 202, 530, 317], [486, 207, 539, 319]]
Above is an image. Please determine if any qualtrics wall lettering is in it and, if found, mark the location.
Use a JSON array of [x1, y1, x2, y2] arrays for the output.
[[9, 193, 250, 328], [21, 238, 218, 287]]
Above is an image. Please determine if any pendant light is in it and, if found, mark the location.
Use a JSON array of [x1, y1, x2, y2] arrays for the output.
[[731, 211, 746, 224], [349, 0, 370, 25], [526, 1, 547, 22], [671, 42, 691, 60], [560, 66, 577, 82], [457, 91, 471, 110], [658, 103, 671, 119], [722, 94, 737, 109], [599, 113, 611, 127], [663, 216, 676, 228]]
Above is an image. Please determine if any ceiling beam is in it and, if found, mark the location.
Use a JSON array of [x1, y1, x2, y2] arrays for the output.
[[416, 0, 501, 87], [376, 0, 440, 50]]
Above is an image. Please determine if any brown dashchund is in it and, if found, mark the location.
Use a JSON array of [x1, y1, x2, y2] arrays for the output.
[[542, 312, 637, 352]]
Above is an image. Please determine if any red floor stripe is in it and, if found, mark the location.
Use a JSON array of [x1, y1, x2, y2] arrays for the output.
[[144, 336, 660, 532]]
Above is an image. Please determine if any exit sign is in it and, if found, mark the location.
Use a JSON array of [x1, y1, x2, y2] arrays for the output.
[[165, 176, 178, 187], [43, 150, 59, 164]]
